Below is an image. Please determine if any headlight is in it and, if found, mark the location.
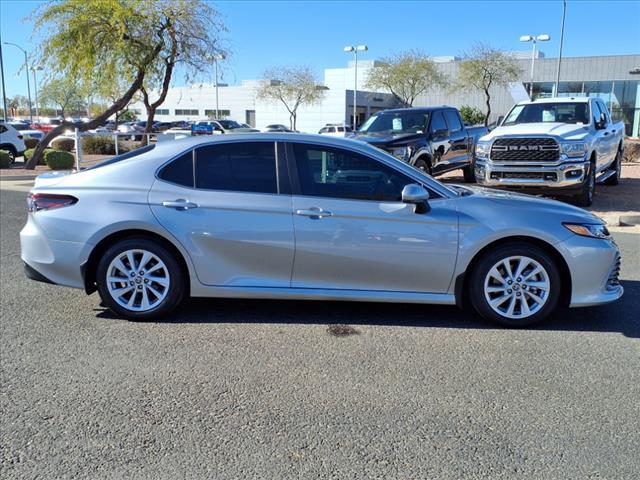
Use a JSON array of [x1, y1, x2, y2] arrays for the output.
[[560, 142, 587, 158], [563, 223, 610, 239], [391, 147, 409, 161], [475, 142, 490, 158]]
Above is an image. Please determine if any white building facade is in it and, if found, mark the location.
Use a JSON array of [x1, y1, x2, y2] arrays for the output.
[[130, 60, 400, 133]]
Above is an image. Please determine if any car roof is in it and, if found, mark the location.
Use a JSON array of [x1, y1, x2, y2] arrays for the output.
[[374, 106, 455, 114], [518, 97, 590, 105]]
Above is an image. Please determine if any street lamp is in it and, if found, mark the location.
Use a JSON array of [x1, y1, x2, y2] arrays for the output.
[[520, 34, 550, 99], [3, 42, 33, 122], [212, 53, 225, 118], [31, 65, 43, 122], [343, 44, 368, 130]]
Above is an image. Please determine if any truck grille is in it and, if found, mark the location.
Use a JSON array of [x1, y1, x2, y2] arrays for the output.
[[607, 254, 621, 289], [491, 138, 560, 162]]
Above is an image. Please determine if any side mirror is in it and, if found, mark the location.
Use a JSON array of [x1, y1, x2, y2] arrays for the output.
[[401, 184, 430, 214], [432, 128, 449, 139], [595, 112, 607, 130]]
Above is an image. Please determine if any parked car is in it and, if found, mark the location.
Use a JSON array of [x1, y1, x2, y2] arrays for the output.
[[263, 124, 295, 132], [31, 118, 62, 134], [474, 97, 625, 206], [318, 124, 353, 137], [21, 134, 623, 326], [8, 121, 45, 140], [152, 121, 173, 133], [117, 122, 145, 140], [191, 119, 260, 135], [0, 122, 26, 162], [352, 107, 488, 181]]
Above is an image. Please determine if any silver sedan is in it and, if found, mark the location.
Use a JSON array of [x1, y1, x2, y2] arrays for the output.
[[20, 133, 623, 326]]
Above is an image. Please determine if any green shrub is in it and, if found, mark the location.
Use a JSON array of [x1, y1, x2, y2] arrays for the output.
[[459, 105, 485, 126], [51, 137, 75, 152], [24, 137, 40, 149], [0, 150, 11, 168], [44, 150, 75, 170], [81, 135, 130, 155], [24, 148, 52, 165]]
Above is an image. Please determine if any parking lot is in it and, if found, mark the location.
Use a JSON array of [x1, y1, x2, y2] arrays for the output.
[[1, 178, 639, 478]]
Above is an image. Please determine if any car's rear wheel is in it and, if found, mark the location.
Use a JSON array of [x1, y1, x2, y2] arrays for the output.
[[414, 157, 432, 175], [1, 146, 17, 164], [468, 243, 561, 327], [96, 237, 185, 320]]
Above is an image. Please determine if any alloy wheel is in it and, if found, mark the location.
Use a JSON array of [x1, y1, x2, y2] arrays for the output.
[[106, 249, 170, 312], [483, 256, 550, 320]]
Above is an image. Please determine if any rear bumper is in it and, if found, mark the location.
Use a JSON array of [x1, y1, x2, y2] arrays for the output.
[[20, 215, 89, 289], [475, 158, 589, 191]]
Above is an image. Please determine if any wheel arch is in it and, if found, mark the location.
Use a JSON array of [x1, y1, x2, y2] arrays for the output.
[[454, 235, 572, 310], [82, 228, 191, 296]]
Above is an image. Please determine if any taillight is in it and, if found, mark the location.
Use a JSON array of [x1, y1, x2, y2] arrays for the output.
[[27, 193, 78, 212]]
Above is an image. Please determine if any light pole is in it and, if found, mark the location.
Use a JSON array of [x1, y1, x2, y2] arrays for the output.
[[555, 0, 567, 96], [3, 42, 33, 122], [0, 37, 7, 121], [344, 45, 368, 130], [212, 53, 225, 118], [31, 65, 43, 122], [519, 34, 550, 99]]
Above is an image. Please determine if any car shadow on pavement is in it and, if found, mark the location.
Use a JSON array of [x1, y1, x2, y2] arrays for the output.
[[96, 280, 640, 338]]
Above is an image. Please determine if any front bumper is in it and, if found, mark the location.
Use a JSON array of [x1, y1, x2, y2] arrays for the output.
[[555, 234, 624, 307], [475, 158, 589, 190]]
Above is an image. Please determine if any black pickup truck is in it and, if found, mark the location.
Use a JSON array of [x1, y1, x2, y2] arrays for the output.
[[351, 106, 488, 182]]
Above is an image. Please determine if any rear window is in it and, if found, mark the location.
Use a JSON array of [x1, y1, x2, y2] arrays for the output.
[[86, 145, 155, 171], [195, 142, 277, 194]]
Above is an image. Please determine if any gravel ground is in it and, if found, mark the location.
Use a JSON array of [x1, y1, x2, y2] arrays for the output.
[[1, 187, 639, 479]]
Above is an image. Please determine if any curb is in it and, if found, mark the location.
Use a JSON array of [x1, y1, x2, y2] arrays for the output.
[[0, 175, 38, 181], [619, 215, 640, 227]]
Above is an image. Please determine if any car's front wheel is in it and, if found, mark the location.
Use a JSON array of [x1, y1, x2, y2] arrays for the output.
[[468, 243, 561, 327], [96, 237, 185, 320]]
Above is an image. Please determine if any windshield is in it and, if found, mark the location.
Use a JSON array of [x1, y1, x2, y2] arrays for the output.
[[218, 120, 242, 130], [359, 111, 430, 135], [503, 102, 590, 125]]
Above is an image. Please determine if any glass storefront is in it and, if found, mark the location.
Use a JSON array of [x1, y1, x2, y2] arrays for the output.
[[525, 80, 640, 137]]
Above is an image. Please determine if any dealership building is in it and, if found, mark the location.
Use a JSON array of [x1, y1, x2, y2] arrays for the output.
[[131, 53, 640, 137]]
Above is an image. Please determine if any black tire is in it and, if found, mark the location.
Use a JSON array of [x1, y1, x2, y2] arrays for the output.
[[414, 157, 432, 175], [574, 160, 596, 207], [462, 158, 476, 183], [468, 242, 562, 327], [1, 145, 17, 164], [603, 149, 621, 186], [96, 237, 185, 321]]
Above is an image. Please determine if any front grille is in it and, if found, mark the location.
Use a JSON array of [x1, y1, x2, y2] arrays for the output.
[[491, 138, 559, 162], [490, 171, 557, 181], [607, 254, 621, 289]]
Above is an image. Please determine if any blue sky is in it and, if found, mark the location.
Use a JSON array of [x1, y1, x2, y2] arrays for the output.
[[1, 0, 639, 98]]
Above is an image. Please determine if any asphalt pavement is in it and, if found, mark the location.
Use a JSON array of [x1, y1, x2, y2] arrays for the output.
[[1, 187, 639, 479]]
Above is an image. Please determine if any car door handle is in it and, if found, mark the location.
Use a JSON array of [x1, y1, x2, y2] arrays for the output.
[[162, 199, 199, 210], [296, 207, 333, 219]]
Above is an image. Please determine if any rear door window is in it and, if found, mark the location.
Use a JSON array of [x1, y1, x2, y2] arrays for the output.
[[157, 151, 193, 187], [430, 112, 447, 133], [195, 142, 277, 194], [444, 110, 463, 132]]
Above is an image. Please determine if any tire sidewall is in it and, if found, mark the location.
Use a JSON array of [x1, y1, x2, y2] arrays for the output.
[[96, 237, 184, 320], [469, 243, 562, 327]]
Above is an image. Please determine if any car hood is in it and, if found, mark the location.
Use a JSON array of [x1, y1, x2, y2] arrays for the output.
[[455, 184, 603, 224], [352, 132, 424, 147], [481, 123, 590, 141]]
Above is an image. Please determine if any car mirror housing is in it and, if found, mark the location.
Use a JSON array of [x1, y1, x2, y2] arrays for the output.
[[401, 184, 430, 214]]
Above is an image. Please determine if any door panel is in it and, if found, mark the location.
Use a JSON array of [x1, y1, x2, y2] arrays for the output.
[[291, 196, 459, 293], [149, 183, 295, 287]]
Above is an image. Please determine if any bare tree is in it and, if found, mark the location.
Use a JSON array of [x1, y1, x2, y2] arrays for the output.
[[257, 66, 325, 130], [456, 43, 521, 126], [365, 50, 444, 106], [139, 0, 227, 134]]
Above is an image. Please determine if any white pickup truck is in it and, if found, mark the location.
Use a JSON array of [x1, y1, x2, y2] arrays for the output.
[[474, 97, 624, 206]]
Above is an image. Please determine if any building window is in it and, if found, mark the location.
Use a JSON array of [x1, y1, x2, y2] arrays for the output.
[[156, 109, 169, 115], [175, 109, 199, 116], [204, 109, 230, 118]]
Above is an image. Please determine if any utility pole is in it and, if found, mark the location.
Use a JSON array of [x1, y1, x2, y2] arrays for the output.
[[343, 45, 368, 130], [0, 35, 8, 120]]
